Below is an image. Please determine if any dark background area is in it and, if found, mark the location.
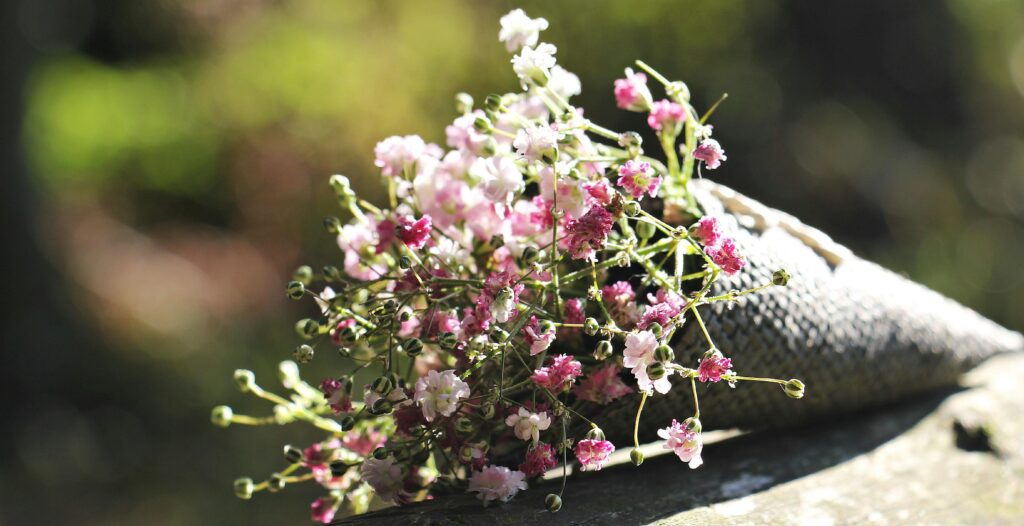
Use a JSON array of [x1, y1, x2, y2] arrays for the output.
[[2, 1, 1022, 524]]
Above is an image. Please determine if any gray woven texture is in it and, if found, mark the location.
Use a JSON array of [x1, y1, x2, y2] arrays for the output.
[[601, 180, 1023, 443]]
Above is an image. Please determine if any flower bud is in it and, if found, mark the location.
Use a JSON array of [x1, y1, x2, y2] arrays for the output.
[[370, 398, 393, 415], [322, 265, 342, 282], [211, 405, 233, 427], [286, 280, 305, 300], [296, 318, 320, 339], [292, 344, 315, 364], [267, 473, 286, 492], [617, 131, 643, 149], [329, 174, 354, 196], [637, 220, 657, 239], [772, 269, 791, 287], [484, 94, 507, 114], [586, 427, 606, 441], [371, 375, 393, 394], [338, 414, 355, 431], [647, 322, 663, 338], [456, 417, 475, 434], [594, 340, 613, 361], [330, 461, 348, 478], [655, 344, 674, 363], [623, 200, 641, 217], [480, 402, 496, 420], [293, 265, 314, 285], [403, 338, 423, 357], [667, 80, 691, 102], [283, 445, 303, 464], [491, 327, 510, 343], [522, 246, 540, 265], [630, 448, 645, 466], [784, 379, 805, 399], [398, 255, 412, 269], [323, 216, 342, 234], [684, 417, 702, 433], [482, 138, 498, 156], [234, 369, 256, 392], [439, 331, 458, 350], [372, 447, 388, 460], [473, 116, 493, 134], [455, 92, 474, 114], [489, 235, 505, 249], [583, 317, 600, 336], [647, 361, 666, 381], [234, 477, 254, 500], [539, 320, 556, 333], [616, 251, 631, 267], [545, 493, 562, 513]]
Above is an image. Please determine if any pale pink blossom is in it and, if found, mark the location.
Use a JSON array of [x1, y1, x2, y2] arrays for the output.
[[467, 465, 528, 504], [617, 159, 662, 199], [549, 65, 582, 100], [698, 349, 733, 383], [601, 280, 639, 328], [691, 216, 723, 247], [472, 155, 523, 203], [574, 439, 615, 471], [658, 419, 703, 469], [565, 206, 614, 261], [573, 363, 634, 405], [693, 139, 727, 169], [614, 68, 653, 111], [319, 377, 352, 413], [564, 298, 585, 325], [336, 222, 386, 280], [310, 497, 337, 524], [341, 428, 386, 457], [505, 407, 551, 444], [530, 354, 583, 391], [360, 456, 406, 502], [374, 135, 441, 177], [498, 9, 549, 52], [413, 369, 471, 422], [513, 121, 559, 162], [623, 330, 672, 394], [705, 238, 746, 276], [446, 111, 491, 155], [539, 166, 589, 219], [523, 316, 556, 355], [647, 99, 687, 133]]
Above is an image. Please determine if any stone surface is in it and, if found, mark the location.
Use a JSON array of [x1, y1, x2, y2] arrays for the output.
[[337, 354, 1024, 525]]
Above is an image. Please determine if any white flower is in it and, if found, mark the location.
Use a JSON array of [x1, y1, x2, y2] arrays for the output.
[[360, 456, 405, 502], [512, 43, 558, 89], [472, 155, 523, 203], [489, 287, 516, 323], [549, 65, 581, 100], [468, 465, 528, 504], [623, 330, 672, 394], [498, 9, 549, 52], [428, 235, 474, 270], [513, 122, 559, 162], [413, 369, 471, 421], [504, 407, 551, 444]]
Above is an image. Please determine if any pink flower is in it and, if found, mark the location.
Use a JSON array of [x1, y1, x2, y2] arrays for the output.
[[360, 456, 407, 502], [617, 159, 662, 200], [329, 318, 357, 346], [693, 139, 727, 169], [658, 418, 703, 469], [698, 349, 733, 383], [467, 465, 528, 504], [647, 99, 686, 132], [446, 111, 491, 155], [519, 442, 557, 477], [705, 238, 746, 276], [623, 330, 672, 394], [574, 439, 615, 471], [564, 298, 585, 325], [602, 281, 639, 328], [374, 135, 441, 177], [565, 206, 614, 261], [691, 216, 723, 247], [614, 68, 653, 112], [583, 178, 615, 207], [637, 302, 678, 331], [342, 428, 387, 457], [302, 442, 331, 469], [310, 497, 337, 524], [478, 270, 524, 324], [574, 363, 634, 405], [396, 214, 432, 250], [472, 155, 523, 203], [523, 315, 556, 356], [413, 369, 471, 422], [505, 407, 552, 444], [319, 377, 352, 414], [530, 354, 583, 391], [337, 221, 387, 280]]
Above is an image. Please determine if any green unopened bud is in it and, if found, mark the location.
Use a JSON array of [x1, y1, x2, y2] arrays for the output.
[[484, 94, 507, 114], [623, 201, 641, 217], [684, 417, 702, 433], [338, 414, 355, 431], [630, 448, 645, 466], [586, 427, 606, 441], [292, 344, 314, 364], [372, 447, 388, 460], [456, 417, 475, 434], [772, 269, 791, 287], [584, 317, 600, 336], [616, 251, 631, 267], [323, 216, 343, 234], [655, 344, 674, 363], [296, 318, 320, 339], [234, 477, 254, 500], [234, 369, 256, 392], [480, 402, 496, 420], [371, 375, 393, 394], [211, 405, 233, 427], [283, 445, 303, 464], [784, 379, 805, 399], [491, 327, 510, 343], [371, 398, 393, 415], [322, 265, 342, 282], [293, 265, 314, 285], [399, 310, 412, 323], [286, 280, 305, 300], [545, 493, 562, 513], [473, 116, 493, 134], [330, 461, 348, 478], [637, 220, 657, 239], [594, 340, 613, 361], [521, 246, 540, 265], [458, 445, 475, 463], [647, 361, 666, 381], [381, 299, 398, 314], [329, 174, 353, 196], [667, 80, 691, 102], [398, 255, 412, 269], [455, 92, 474, 114], [403, 338, 423, 357], [267, 473, 286, 492], [618, 131, 643, 149], [489, 235, 505, 249], [439, 332, 458, 350], [539, 320, 556, 334], [648, 322, 663, 338]]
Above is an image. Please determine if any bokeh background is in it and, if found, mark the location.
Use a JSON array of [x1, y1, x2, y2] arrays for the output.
[[3, 0, 1023, 524]]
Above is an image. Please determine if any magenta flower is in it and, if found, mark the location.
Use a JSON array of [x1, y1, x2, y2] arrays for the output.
[[698, 349, 733, 383], [614, 68, 653, 111], [647, 99, 686, 133], [519, 442, 557, 478], [637, 302, 679, 331], [574, 363, 634, 405], [565, 206, 614, 261], [564, 298, 585, 325], [530, 354, 583, 391], [467, 465, 528, 504], [310, 497, 337, 524], [705, 238, 746, 276], [617, 159, 662, 200], [658, 418, 703, 469], [691, 216, 723, 247], [319, 377, 352, 414], [396, 214, 432, 250], [693, 139, 727, 169], [342, 427, 387, 457], [523, 315, 556, 356], [574, 439, 615, 471]]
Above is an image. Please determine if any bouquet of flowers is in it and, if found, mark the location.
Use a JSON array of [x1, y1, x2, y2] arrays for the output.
[[212, 9, 804, 523]]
